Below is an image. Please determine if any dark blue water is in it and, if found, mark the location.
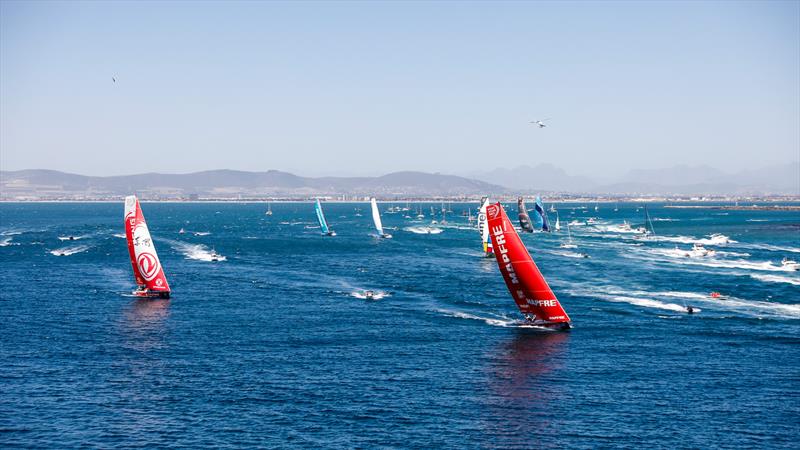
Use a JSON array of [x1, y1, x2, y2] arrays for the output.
[[1, 202, 798, 448]]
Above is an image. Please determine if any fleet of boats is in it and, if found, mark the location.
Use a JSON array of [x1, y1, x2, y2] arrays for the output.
[[120, 196, 784, 325]]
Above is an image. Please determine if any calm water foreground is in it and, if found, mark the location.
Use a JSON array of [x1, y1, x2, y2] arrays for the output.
[[1, 202, 798, 448]]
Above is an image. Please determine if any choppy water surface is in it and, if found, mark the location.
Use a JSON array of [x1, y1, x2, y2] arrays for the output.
[[1, 202, 798, 448]]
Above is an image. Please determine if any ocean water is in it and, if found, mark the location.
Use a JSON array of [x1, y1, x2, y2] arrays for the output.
[[1, 202, 798, 448]]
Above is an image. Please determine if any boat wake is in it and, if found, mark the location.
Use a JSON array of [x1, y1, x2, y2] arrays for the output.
[[545, 249, 588, 259], [435, 309, 524, 328], [168, 240, 226, 262], [750, 274, 800, 286], [0, 236, 18, 247], [587, 287, 800, 319], [350, 290, 390, 300], [58, 235, 90, 241], [633, 248, 795, 272], [648, 234, 735, 246], [50, 245, 90, 256], [404, 226, 444, 235], [112, 233, 126, 239], [591, 293, 695, 313]]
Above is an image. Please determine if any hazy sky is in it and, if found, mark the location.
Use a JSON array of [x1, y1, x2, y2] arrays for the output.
[[1, 1, 798, 177]]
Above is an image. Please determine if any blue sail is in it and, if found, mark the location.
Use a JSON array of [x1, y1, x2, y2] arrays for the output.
[[534, 196, 551, 232], [315, 199, 330, 234]]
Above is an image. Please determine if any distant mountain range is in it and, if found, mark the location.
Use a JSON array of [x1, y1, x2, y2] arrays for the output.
[[470, 162, 800, 195], [1, 162, 797, 200], [0, 169, 504, 199]]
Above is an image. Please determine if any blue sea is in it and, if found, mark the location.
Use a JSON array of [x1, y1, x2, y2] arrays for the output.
[[1, 202, 798, 448]]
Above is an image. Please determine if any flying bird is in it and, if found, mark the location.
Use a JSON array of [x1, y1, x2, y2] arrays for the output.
[[530, 118, 550, 128]]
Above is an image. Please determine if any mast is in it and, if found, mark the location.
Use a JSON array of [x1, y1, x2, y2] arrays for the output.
[[645, 205, 656, 235], [486, 203, 571, 329]]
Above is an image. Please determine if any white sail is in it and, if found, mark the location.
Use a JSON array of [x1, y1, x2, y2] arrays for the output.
[[371, 198, 385, 236], [555, 213, 561, 231], [478, 197, 493, 255]]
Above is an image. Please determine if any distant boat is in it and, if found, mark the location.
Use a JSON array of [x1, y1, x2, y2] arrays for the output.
[[485, 203, 571, 330], [639, 205, 656, 235], [560, 221, 577, 249], [549, 204, 556, 213], [478, 196, 493, 256], [265, 203, 273, 216], [594, 204, 599, 212], [371, 198, 392, 238], [517, 197, 534, 233], [315, 199, 336, 236], [533, 196, 551, 232], [781, 257, 799, 271], [555, 212, 561, 232], [124, 195, 170, 299]]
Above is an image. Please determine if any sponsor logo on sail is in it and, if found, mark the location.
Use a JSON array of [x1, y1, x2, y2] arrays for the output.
[[137, 252, 160, 281]]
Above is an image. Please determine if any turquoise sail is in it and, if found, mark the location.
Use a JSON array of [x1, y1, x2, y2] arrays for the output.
[[315, 199, 330, 234]]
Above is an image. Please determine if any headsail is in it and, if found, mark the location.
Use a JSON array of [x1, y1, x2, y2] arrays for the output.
[[315, 199, 334, 236], [517, 197, 534, 233], [533, 196, 551, 232], [486, 203, 570, 328], [478, 197, 493, 256], [124, 196, 170, 297]]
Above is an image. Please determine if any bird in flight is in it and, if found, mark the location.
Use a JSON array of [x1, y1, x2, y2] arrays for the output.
[[530, 118, 550, 128]]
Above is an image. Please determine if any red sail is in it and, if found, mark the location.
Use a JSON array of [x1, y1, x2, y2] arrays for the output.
[[486, 203, 570, 325], [124, 196, 170, 294]]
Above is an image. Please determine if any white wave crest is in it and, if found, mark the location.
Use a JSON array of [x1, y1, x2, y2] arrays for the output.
[[751, 274, 800, 286], [50, 245, 90, 256], [404, 226, 444, 235]]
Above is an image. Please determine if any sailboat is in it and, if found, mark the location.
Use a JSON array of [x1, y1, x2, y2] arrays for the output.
[[315, 199, 336, 236], [124, 195, 170, 299], [485, 203, 571, 330], [634, 205, 656, 236], [555, 212, 561, 232], [533, 196, 551, 232], [478, 196, 494, 256], [517, 197, 534, 233], [560, 221, 577, 249], [371, 198, 392, 238], [265, 202, 273, 216]]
